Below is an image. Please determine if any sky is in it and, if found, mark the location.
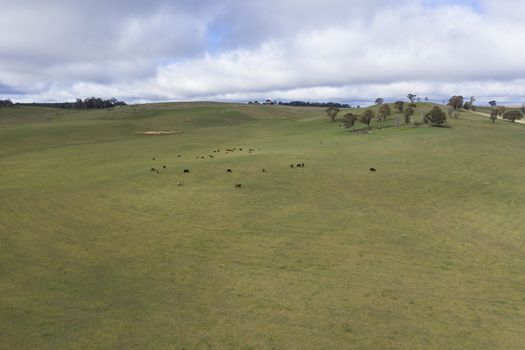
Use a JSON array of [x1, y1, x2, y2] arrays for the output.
[[1, 0, 524, 105]]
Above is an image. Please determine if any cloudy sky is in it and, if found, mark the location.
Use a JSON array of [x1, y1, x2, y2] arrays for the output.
[[1, 0, 524, 104]]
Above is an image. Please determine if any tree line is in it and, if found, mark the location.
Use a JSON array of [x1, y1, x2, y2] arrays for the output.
[[248, 100, 352, 108], [7, 97, 127, 110]]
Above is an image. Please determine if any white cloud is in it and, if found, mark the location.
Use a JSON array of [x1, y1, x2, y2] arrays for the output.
[[1, 0, 525, 104]]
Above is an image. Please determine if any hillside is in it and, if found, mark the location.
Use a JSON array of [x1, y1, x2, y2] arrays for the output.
[[1, 102, 524, 349]]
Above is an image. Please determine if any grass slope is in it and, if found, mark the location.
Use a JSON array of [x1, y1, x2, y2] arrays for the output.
[[1, 103, 524, 349]]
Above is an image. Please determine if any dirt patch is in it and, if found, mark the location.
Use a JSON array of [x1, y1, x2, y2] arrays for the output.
[[135, 130, 183, 135]]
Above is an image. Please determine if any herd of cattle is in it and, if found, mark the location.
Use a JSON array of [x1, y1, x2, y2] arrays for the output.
[[149, 146, 376, 188]]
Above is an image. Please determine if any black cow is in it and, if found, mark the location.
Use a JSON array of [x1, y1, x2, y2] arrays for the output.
[[235, 184, 242, 188], [262, 169, 266, 173], [297, 164, 302, 168], [163, 165, 167, 169], [152, 157, 156, 160], [151, 168, 156, 172], [370, 168, 376, 172], [184, 169, 190, 173], [290, 164, 294, 168], [227, 169, 232, 173], [301, 163, 305, 167]]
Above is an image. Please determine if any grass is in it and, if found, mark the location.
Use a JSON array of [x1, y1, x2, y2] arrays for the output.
[[1, 103, 525, 349]]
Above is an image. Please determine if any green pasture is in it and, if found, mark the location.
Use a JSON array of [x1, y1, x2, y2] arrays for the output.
[[1, 102, 524, 349]]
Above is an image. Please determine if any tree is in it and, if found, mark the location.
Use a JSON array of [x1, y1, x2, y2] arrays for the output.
[[407, 94, 417, 103], [378, 104, 391, 119], [360, 109, 375, 128], [448, 96, 464, 111], [423, 106, 447, 127], [490, 109, 497, 123], [376, 104, 391, 129], [447, 106, 457, 119], [0, 99, 14, 108], [375, 98, 384, 105], [463, 102, 471, 110], [394, 101, 404, 112], [404, 105, 415, 124], [325, 107, 340, 122], [488, 100, 497, 107], [495, 106, 506, 117], [342, 112, 359, 131], [502, 110, 523, 123], [521, 104, 525, 114], [469, 96, 476, 109]]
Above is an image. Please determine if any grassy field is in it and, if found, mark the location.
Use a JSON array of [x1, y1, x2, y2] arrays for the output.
[[1, 102, 524, 349]]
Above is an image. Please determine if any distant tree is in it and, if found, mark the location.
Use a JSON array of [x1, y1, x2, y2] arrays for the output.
[[404, 105, 415, 124], [463, 102, 471, 110], [423, 106, 447, 127], [490, 109, 497, 123], [448, 96, 464, 111], [495, 106, 506, 117], [360, 109, 375, 128], [378, 104, 391, 119], [424, 97, 429, 102], [502, 110, 523, 123], [407, 94, 417, 103], [416, 97, 422, 103], [394, 101, 404, 112], [521, 104, 525, 113], [325, 107, 340, 122], [447, 106, 459, 118], [469, 96, 476, 109], [376, 104, 391, 129], [342, 112, 359, 131], [0, 99, 14, 108], [488, 100, 497, 107], [375, 98, 384, 105]]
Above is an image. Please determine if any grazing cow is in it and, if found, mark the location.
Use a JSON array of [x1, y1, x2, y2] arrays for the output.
[[227, 169, 232, 173], [369, 168, 376, 172], [184, 169, 190, 173], [301, 163, 305, 167], [290, 164, 294, 168], [235, 184, 242, 188], [177, 181, 182, 186], [297, 163, 302, 168], [239, 148, 243, 151], [201, 156, 205, 159], [209, 155, 214, 158], [151, 168, 156, 172], [157, 171, 160, 174], [177, 155, 181, 158], [262, 169, 266, 173], [163, 165, 167, 169], [152, 157, 156, 160]]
